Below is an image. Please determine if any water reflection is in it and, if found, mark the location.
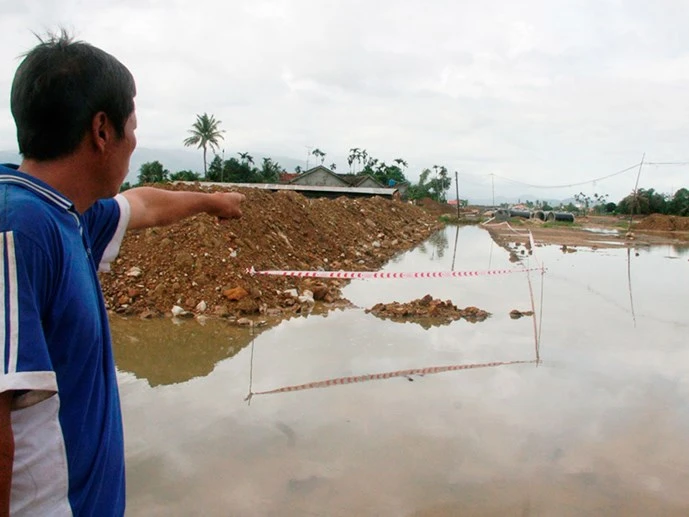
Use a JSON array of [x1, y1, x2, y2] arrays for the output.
[[111, 317, 270, 386], [115, 225, 689, 516]]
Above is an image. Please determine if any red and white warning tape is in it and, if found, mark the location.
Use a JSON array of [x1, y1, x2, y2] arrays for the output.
[[247, 266, 543, 279], [247, 359, 538, 398]]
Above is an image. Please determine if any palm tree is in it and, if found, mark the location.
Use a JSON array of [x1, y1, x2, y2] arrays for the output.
[[183, 113, 225, 177], [312, 148, 326, 164], [329, 162, 337, 171], [348, 148, 360, 173], [237, 151, 255, 165]]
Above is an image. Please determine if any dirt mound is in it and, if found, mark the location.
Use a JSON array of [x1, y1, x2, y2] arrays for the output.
[[100, 184, 441, 318], [635, 214, 689, 231], [415, 197, 457, 216], [366, 295, 490, 328]]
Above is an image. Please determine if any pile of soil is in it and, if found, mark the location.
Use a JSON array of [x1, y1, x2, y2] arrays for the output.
[[366, 294, 490, 328], [635, 214, 689, 231], [415, 197, 457, 216], [100, 184, 442, 318]]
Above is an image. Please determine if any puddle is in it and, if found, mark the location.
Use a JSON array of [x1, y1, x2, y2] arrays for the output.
[[583, 227, 620, 235], [113, 225, 689, 516]]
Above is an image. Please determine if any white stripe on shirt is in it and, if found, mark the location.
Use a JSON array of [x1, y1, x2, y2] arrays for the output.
[[6, 231, 19, 374], [98, 194, 131, 273], [0, 233, 5, 375]]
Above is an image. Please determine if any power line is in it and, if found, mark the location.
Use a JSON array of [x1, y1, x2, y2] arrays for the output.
[[490, 163, 641, 189]]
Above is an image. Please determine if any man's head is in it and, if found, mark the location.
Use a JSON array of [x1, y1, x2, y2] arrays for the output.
[[11, 29, 136, 162]]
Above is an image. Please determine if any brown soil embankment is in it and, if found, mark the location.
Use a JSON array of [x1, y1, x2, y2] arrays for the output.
[[100, 184, 442, 318]]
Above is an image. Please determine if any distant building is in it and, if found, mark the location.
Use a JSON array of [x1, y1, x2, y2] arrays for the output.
[[288, 165, 349, 187], [279, 172, 300, 183]]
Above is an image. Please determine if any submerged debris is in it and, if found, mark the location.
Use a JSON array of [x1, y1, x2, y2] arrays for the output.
[[509, 309, 535, 319], [366, 295, 490, 328]]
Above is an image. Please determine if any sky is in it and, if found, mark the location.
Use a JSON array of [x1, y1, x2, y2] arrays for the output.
[[1, 0, 689, 202]]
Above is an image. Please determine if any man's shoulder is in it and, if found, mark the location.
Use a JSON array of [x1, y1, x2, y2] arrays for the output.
[[0, 182, 68, 252]]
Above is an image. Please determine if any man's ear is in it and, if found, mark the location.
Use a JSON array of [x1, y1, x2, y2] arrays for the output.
[[91, 112, 110, 152]]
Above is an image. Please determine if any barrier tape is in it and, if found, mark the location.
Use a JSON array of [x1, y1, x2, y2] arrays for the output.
[[247, 266, 543, 279], [247, 359, 538, 399]]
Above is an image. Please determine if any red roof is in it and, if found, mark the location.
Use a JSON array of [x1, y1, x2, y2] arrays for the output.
[[279, 173, 300, 183]]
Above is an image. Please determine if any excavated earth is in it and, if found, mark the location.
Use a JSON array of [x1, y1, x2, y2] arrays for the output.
[[366, 295, 490, 329], [100, 184, 442, 319]]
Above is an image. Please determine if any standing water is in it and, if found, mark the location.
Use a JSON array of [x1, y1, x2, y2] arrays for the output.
[[112, 226, 689, 516]]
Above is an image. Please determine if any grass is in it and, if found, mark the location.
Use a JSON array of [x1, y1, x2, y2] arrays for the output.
[[542, 221, 580, 228], [438, 214, 484, 225]]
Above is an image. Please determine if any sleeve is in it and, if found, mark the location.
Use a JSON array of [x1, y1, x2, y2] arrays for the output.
[[82, 195, 131, 272], [0, 231, 56, 394]]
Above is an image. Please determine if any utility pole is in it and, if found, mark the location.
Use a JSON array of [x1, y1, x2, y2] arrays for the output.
[[305, 146, 313, 170], [454, 171, 460, 218]]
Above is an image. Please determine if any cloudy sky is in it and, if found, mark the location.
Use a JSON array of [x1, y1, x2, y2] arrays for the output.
[[1, 0, 688, 201]]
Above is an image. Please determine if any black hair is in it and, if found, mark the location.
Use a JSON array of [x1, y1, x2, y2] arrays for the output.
[[10, 29, 136, 160]]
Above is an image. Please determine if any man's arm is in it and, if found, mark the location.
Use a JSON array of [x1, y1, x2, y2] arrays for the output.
[[0, 391, 13, 517], [122, 187, 245, 230]]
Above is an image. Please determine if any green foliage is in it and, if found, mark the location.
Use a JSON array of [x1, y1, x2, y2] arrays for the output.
[[169, 170, 201, 181], [669, 188, 689, 216], [119, 181, 132, 192], [137, 161, 169, 184], [616, 188, 669, 215], [225, 158, 256, 182], [542, 221, 579, 228], [183, 113, 225, 176], [541, 201, 553, 211], [259, 157, 282, 183], [604, 202, 617, 214], [407, 165, 451, 202]]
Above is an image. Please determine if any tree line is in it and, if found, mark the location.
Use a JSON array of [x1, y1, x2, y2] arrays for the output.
[[568, 188, 689, 216], [123, 112, 454, 202]]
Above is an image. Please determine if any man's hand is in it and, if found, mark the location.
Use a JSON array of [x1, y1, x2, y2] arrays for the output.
[[208, 192, 245, 221], [123, 188, 246, 230]]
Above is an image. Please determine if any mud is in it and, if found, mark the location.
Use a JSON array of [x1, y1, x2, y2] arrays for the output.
[[100, 184, 441, 318], [484, 214, 689, 251], [366, 294, 490, 328]]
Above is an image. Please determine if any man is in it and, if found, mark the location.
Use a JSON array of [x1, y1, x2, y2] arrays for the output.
[[0, 31, 245, 516]]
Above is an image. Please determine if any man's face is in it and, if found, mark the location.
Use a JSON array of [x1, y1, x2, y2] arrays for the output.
[[105, 109, 137, 196]]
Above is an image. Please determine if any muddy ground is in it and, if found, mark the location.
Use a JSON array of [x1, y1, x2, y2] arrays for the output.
[[100, 184, 442, 319], [483, 214, 689, 251], [101, 188, 689, 321]]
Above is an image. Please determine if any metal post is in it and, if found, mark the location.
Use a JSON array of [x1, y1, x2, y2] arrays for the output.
[[455, 171, 460, 218]]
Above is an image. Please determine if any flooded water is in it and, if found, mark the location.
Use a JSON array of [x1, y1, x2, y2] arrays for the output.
[[111, 226, 689, 516]]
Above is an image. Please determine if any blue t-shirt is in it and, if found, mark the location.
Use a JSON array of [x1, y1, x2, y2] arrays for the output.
[[0, 164, 130, 516]]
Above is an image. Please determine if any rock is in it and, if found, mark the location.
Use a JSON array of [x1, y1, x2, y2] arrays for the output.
[[223, 286, 249, 301], [117, 295, 129, 305], [171, 305, 186, 317], [139, 309, 156, 320], [195, 300, 207, 313], [127, 288, 140, 298], [311, 285, 329, 301], [283, 288, 299, 298], [125, 266, 142, 278], [213, 305, 230, 317], [237, 318, 253, 326]]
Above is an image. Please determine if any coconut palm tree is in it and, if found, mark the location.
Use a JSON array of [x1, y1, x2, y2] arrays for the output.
[[312, 148, 326, 164], [183, 113, 225, 177]]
